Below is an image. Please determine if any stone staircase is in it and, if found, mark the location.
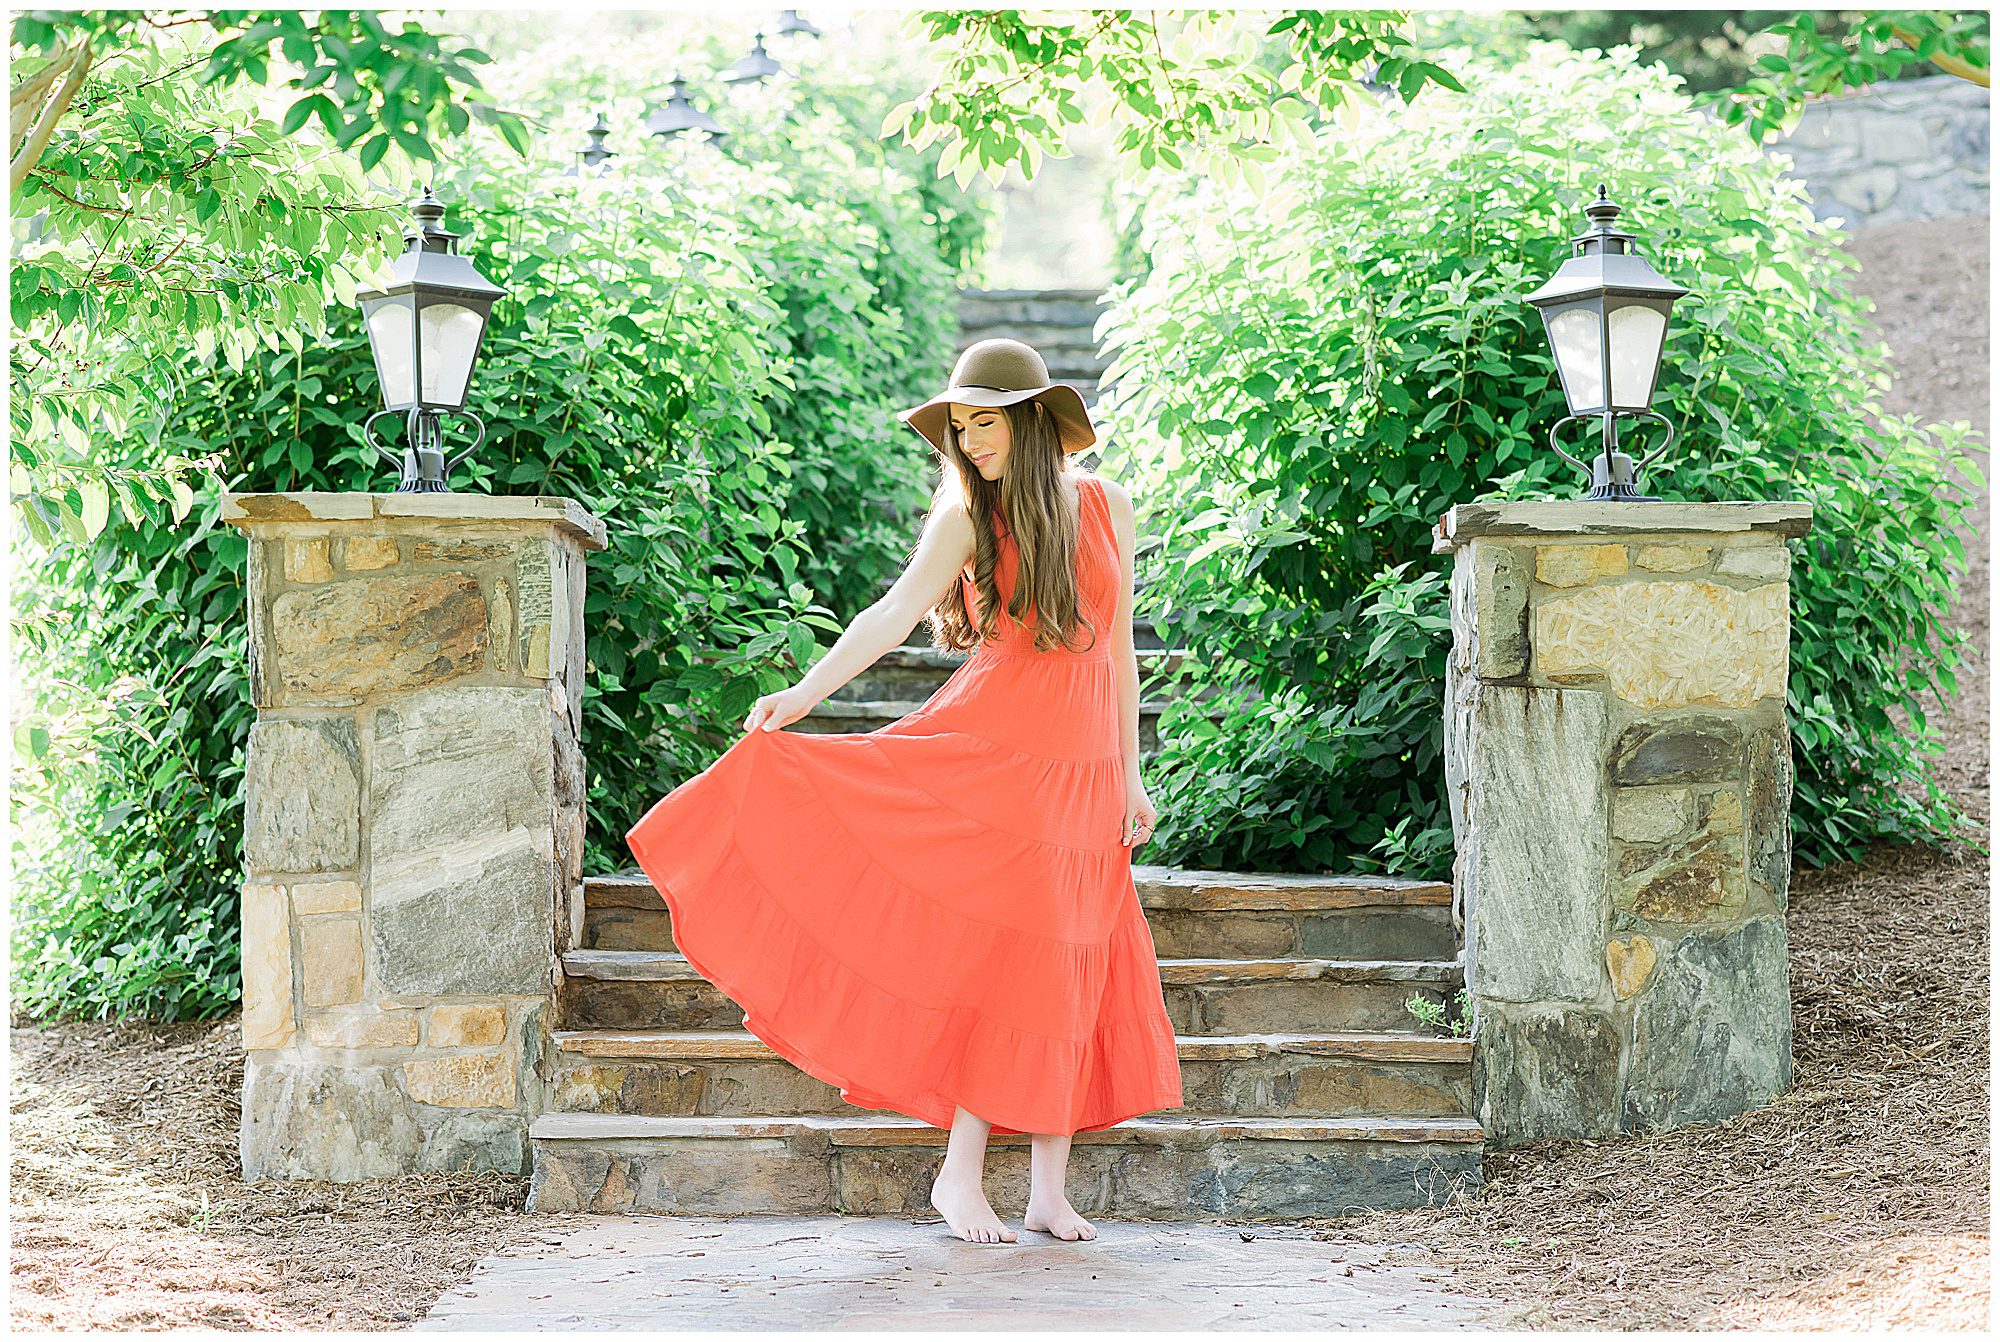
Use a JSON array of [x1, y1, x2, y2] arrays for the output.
[[527, 822, 1484, 1218], [800, 618, 1187, 754], [524, 286, 1484, 1216], [956, 288, 1111, 399]]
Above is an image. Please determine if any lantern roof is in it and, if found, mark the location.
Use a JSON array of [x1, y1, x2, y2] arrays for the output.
[[1524, 185, 1689, 308], [354, 184, 506, 303], [646, 73, 728, 138], [722, 32, 783, 84]]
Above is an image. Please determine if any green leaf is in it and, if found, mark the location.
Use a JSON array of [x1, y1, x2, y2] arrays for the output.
[[785, 623, 815, 669], [391, 123, 431, 162], [79, 478, 110, 539], [495, 113, 531, 158], [19, 501, 55, 550], [280, 96, 316, 135]]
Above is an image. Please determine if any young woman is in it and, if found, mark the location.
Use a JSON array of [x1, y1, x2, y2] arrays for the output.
[[624, 337, 1184, 1246]]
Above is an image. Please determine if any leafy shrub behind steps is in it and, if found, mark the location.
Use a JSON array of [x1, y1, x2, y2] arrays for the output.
[[1096, 40, 1980, 879], [12, 86, 969, 1022]]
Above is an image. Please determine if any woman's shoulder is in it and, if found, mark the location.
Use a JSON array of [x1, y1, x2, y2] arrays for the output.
[[1071, 468, 1131, 512]]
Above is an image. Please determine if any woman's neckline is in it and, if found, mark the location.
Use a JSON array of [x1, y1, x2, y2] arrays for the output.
[[966, 473, 1093, 577], [995, 472, 1088, 534]]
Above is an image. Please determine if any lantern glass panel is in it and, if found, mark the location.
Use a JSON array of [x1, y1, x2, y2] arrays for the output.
[[1607, 301, 1668, 409], [363, 295, 415, 406], [1546, 303, 1605, 414], [418, 300, 487, 407]]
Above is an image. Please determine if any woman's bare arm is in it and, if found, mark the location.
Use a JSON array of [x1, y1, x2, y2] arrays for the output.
[[790, 496, 977, 704]]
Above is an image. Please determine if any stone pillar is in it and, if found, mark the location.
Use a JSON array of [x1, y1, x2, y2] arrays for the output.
[[221, 492, 605, 1180], [1433, 500, 1814, 1147]]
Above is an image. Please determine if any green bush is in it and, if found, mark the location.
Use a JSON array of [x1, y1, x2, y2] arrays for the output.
[[1098, 40, 1980, 878], [12, 75, 973, 1021]]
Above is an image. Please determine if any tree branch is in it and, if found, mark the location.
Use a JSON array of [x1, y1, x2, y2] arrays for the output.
[[10, 53, 69, 116], [1890, 24, 1991, 87], [11, 33, 94, 196], [30, 176, 135, 217]]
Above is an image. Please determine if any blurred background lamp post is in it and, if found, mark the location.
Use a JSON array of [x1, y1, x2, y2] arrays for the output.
[[721, 31, 782, 85], [774, 8, 821, 38], [645, 73, 729, 144], [356, 185, 506, 493], [566, 112, 618, 174], [1524, 184, 1691, 501]]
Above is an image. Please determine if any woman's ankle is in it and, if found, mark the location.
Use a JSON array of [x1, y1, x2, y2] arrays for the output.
[[933, 1159, 985, 1188]]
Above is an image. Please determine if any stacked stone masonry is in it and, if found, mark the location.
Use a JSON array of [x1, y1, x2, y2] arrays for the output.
[[224, 492, 606, 1181], [1767, 72, 1989, 227], [1434, 501, 1813, 1147]]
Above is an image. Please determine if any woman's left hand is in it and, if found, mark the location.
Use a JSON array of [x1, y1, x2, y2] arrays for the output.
[[1122, 778, 1158, 849]]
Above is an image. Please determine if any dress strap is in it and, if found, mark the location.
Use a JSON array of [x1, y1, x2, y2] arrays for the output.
[[1080, 476, 1112, 548]]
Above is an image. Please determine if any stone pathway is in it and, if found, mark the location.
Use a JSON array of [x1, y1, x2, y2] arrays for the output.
[[416, 1213, 1507, 1331]]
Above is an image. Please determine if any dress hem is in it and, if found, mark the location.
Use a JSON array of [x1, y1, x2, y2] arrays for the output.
[[641, 860, 1185, 1138]]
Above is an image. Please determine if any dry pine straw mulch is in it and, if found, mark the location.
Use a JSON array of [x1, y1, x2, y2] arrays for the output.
[[7, 1015, 574, 1330], [10, 218, 1992, 1331]]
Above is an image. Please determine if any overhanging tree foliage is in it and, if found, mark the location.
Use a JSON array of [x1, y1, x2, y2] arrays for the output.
[[9, 8, 536, 553]]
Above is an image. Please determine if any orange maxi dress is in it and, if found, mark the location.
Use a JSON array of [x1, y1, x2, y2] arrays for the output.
[[624, 471, 1186, 1137]]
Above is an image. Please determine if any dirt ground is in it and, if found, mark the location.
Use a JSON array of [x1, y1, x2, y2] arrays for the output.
[[9, 215, 1990, 1330]]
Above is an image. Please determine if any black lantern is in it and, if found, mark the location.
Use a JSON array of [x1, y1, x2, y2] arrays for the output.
[[775, 9, 821, 38], [645, 74, 728, 143], [355, 185, 506, 492], [566, 112, 617, 174], [1524, 185, 1691, 501], [721, 32, 782, 85]]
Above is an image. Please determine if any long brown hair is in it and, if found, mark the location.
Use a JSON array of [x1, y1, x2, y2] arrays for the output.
[[922, 398, 1100, 656]]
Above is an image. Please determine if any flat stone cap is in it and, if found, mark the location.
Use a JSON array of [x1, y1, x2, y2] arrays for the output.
[[1432, 500, 1814, 553], [221, 491, 608, 551]]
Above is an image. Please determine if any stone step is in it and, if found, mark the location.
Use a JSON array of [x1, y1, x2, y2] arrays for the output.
[[524, 1110, 1485, 1219], [957, 288, 1111, 330], [583, 865, 1460, 961], [793, 696, 1177, 751], [830, 643, 1192, 702], [556, 949, 1464, 1035], [545, 1025, 1474, 1122], [954, 316, 1106, 351]]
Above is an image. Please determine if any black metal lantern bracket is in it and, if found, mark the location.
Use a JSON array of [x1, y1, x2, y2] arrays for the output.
[[363, 403, 487, 493], [1545, 407, 1676, 503]]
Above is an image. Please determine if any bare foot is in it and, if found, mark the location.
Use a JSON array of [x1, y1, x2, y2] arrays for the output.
[[1023, 1192, 1097, 1240], [929, 1172, 1017, 1243]]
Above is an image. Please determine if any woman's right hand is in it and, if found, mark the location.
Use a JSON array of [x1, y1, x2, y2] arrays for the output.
[[743, 685, 823, 735]]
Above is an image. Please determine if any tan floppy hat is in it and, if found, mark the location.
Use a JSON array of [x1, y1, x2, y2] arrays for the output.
[[896, 337, 1098, 455]]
